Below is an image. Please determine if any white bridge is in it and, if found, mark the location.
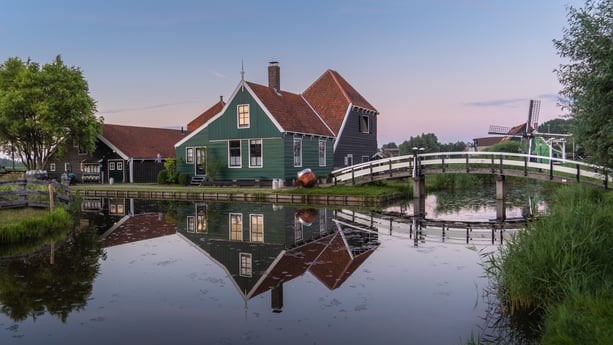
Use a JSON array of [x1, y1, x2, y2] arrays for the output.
[[331, 151, 611, 190]]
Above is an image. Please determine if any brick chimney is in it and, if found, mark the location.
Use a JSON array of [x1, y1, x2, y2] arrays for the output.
[[268, 61, 280, 91]]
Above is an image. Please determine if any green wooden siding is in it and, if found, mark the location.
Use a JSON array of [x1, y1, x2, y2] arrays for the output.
[[208, 87, 281, 140], [175, 85, 335, 181]]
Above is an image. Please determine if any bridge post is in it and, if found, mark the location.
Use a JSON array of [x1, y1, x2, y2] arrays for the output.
[[495, 175, 506, 221], [496, 199, 506, 221], [413, 176, 425, 198], [496, 175, 505, 200]]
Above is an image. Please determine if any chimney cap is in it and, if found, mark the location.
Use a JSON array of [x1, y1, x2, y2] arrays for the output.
[[269, 61, 279, 65]]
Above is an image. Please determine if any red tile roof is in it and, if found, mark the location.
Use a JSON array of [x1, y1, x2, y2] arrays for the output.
[[187, 98, 225, 132], [102, 123, 189, 159], [246, 81, 334, 137], [102, 213, 176, 248], [303, 70, 377, 135]]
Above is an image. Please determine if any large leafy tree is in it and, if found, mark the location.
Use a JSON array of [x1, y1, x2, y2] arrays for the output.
[[0, 55, 102, 170], [553, 0, 613, 168]]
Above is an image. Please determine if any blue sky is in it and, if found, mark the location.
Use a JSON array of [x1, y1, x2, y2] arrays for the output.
[[0, 0, 583, 145]]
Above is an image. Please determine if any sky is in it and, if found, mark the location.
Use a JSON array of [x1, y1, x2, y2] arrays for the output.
[[0, 0, 584, 146]]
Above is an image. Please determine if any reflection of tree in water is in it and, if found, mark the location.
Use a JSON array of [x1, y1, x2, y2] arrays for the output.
[[0, 230, 104, 322]]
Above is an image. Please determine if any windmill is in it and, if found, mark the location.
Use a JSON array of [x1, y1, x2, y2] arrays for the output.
[[488, 99, 573, 161], [488, 99, 541, 157]]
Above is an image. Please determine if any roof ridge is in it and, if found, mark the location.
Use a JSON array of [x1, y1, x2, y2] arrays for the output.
[[327, 70, 352, 105]]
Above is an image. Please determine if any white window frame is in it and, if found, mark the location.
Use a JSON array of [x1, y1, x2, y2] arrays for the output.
[[319, 139, 326, 167], [293, 137, 302, 167], [64, 163, 71, 172], [360, 115, 370, 133], [187, 216, 195, 233], [250, 214, 264, 242], [109, 162, 115, 170], [228, 140, 242, 168], [249, 139, 263, 168], [229, 213, 243, 241], [50, 163, 56, 172], [237, 104, 250, 129], [239, 252, 252, 277], [116, 161, 123, 170], [186, 147, 194, 164], [362, 155, 369, 163]]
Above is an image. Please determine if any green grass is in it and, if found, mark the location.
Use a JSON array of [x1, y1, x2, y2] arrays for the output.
[[0, 207, 74, 244], [482, 185, 613, 343]]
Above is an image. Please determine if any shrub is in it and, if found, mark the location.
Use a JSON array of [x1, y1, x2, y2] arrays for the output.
[[157, 169, 169, 184], [178, 173, 191, 186]]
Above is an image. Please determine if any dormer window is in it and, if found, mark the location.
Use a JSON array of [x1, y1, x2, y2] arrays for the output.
[[360, 115, 370, 133], [237, 104, 250, 128]]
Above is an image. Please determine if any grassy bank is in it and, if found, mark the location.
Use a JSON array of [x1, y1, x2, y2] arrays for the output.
[[482, 185, 613, 344], [0, 208, 74, 258]]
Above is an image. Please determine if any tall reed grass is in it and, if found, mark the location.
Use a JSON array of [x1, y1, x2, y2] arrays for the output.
[[483, 184, 612, 343]]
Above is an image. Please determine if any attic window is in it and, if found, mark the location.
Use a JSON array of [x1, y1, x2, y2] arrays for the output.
[[360, 115, 370, 133], [237, 104, 250, 128]]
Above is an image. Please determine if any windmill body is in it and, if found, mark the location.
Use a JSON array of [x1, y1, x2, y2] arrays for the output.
[[488, 100, 571, 162]]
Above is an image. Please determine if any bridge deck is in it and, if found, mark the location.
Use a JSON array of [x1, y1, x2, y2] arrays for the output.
[[332, 151, 610, 188]]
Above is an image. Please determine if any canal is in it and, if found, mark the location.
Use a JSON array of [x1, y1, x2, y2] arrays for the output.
[[0, 184, 547, 345]]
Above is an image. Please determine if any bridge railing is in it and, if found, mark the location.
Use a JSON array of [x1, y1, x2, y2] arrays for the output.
[[332, 151, 611, 188]]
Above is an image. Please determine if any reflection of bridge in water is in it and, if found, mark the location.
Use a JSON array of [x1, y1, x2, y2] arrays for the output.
[[333, 208, 525, 246]]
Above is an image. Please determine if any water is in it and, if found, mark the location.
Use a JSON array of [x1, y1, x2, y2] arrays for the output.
[[0, 185, 546, 345]]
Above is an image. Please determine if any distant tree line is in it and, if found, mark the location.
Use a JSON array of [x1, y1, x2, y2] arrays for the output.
[[381, 133, 468, 155]]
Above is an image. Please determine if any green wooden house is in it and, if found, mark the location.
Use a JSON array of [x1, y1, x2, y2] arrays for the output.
[[175, 62, 335, 186]]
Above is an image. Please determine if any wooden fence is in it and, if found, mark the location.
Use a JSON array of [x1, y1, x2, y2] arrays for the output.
[[0, 179, 72, 210]]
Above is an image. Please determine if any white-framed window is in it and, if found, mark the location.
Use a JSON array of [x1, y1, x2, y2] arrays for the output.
[[186, 147, 194, 163], [344, 154, 353, 166], [109, 162, 115, 170], [116, 161, 123, 170], [249, 139, 262, 167], [229, 213, 243, 241], [237, 104, 250, 128], [294, 217, 303, 243], [360, 115, 370, 133], [250, 214, 264, 242], [319, 209, 327, 234], [293, 137, 302, 167], [196, 204, 207, 233], [50, 163, 56, 172], [187, 216, 195, 233], [228, 140, 241, 167], [362, 155, 369, 163], [64, 163, 71, 172], [239, 252, 252, 277], [319, 140, 326, 167]]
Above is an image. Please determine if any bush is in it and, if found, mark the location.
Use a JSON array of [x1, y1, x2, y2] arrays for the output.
[[178, 173, 191, 186], [157, 170, 169, 184]]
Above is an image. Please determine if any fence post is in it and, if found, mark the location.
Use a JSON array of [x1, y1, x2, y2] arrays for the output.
[[48, 183, 54, 212], [524, 156, 528, 176], [576, 164, 580, 183], [549, 159, 554, 180]]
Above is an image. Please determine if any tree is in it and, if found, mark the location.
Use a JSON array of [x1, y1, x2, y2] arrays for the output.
[[537, 118, 574, 134], [0, 56, 102, 170], [553, 0, 613, 168], [398, 133, 441, 155]]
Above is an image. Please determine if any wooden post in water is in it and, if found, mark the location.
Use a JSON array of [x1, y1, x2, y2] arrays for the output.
[[48, 183, 54, 212], [495, 175, 506, 221]]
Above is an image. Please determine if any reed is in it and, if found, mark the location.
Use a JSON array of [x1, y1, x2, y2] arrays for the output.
[[482, 184, 612, 343]]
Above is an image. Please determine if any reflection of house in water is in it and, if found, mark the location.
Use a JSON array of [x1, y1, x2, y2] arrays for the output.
[[79, 198, 177, 242], [177, 202, 380, 312], [101, 213, 176, 248]]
